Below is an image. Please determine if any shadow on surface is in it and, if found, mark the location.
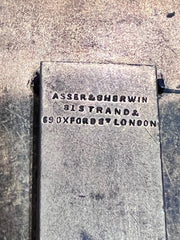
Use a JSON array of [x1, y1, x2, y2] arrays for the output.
[[159, 99, 180, 240], [31, 72, 40, 240], [0, 93, 30, 239]]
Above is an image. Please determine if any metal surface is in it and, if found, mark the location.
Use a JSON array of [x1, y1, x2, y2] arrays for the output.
[[40, 62, 166, 240], [0, 1, 179, 239]]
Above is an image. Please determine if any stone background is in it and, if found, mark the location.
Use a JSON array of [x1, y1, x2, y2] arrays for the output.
[[0, 0, 179, 239]]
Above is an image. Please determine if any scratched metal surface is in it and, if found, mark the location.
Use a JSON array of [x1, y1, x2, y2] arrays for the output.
[[0, 0, 180, 239]]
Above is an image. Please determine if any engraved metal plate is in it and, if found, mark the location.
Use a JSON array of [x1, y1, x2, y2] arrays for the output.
[[40, 62, 166, 240]]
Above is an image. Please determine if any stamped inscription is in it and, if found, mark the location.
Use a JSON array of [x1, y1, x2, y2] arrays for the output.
[[42, 92, 157, 127]]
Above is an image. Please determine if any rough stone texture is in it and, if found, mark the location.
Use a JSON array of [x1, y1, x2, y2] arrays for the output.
[[0, 0, 179, 239], [40, 62, 166, 240]]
